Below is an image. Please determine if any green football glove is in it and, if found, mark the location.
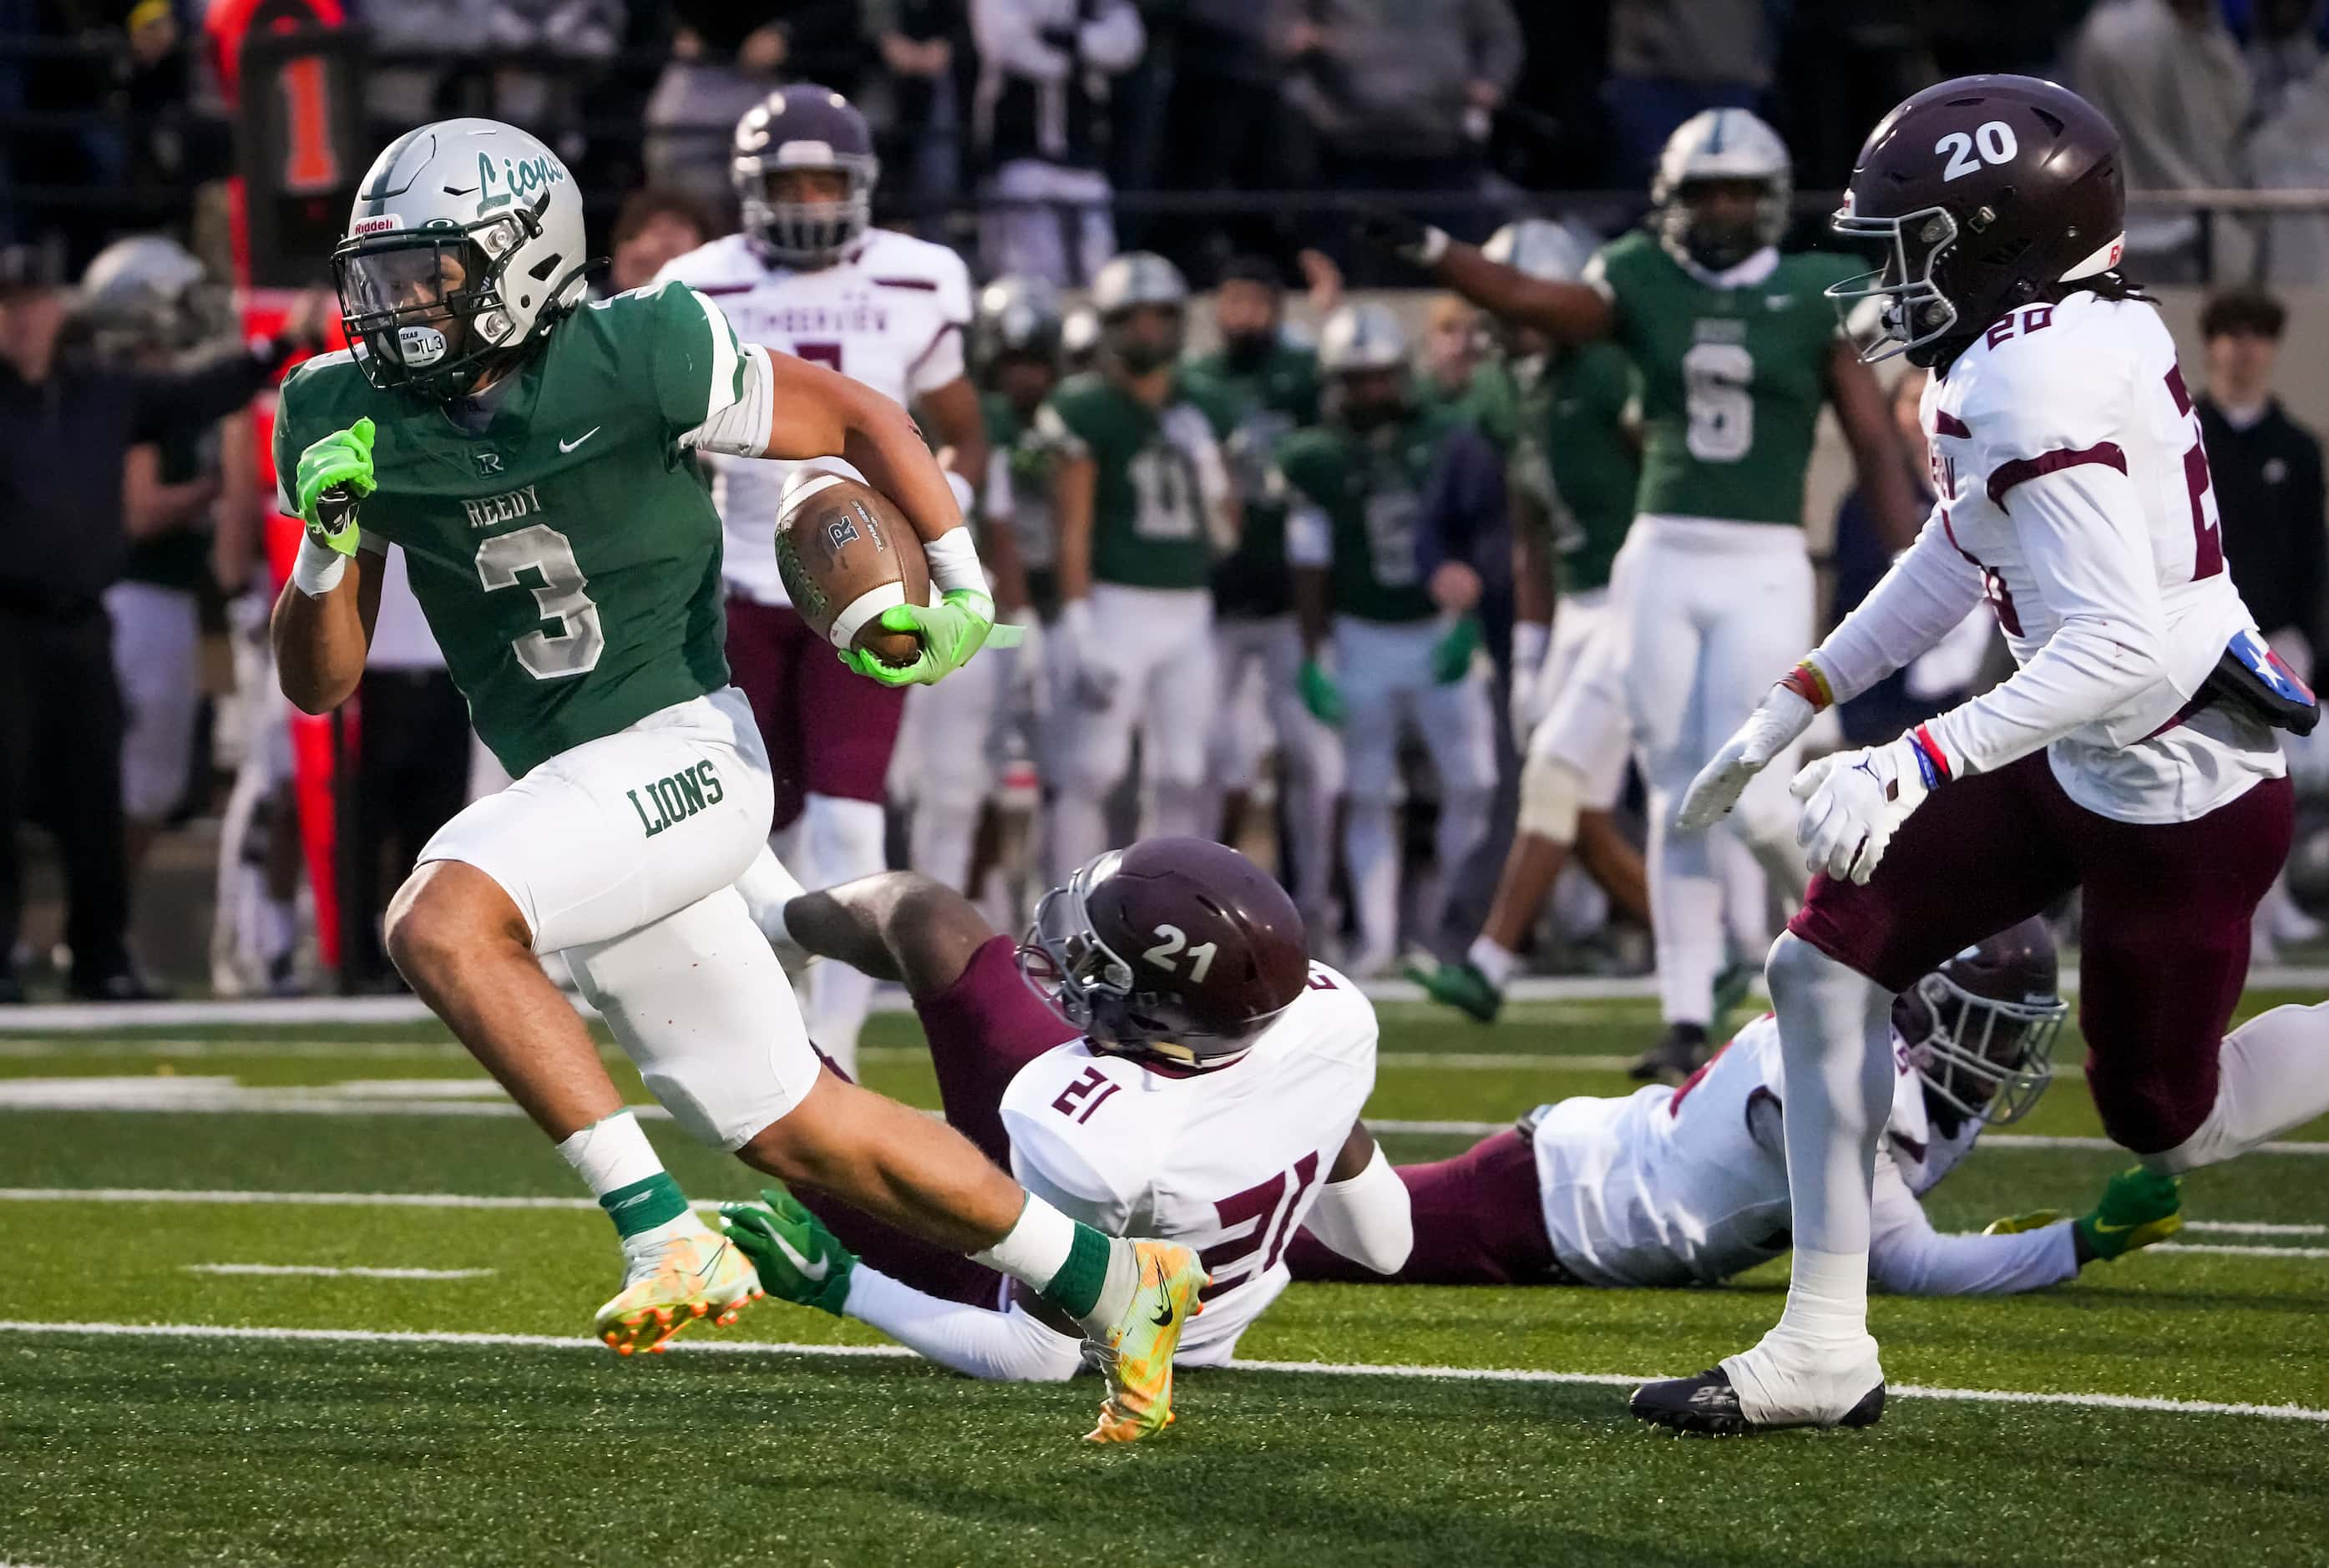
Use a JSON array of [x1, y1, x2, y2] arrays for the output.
[[293, 417, 376, 556], [1299, 658, 1345, 726], [838, 588, 998, 688], [1430, 616, 1482, 685], [2074, 1165, 2183, 1262], [717, 1185, 856, 1317]]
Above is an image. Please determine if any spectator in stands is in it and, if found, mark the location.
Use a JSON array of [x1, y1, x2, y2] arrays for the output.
[[0, 242, 311, 1002], [2197, 286, 2329, 955], [601, 187, 720, 296], [646, 3, 878, 207], [859, 0, 964, 234], [2065, 0, 2251, 281], [1601, 0, 1775, 187], [2240, 0, 2324, 123], [1152, 0, 1291, 269], [969, 0, 1145, 286], [359, 0, 622, 161], [1269, 0, 1520, 250], [2196, 288, 2326, 677]]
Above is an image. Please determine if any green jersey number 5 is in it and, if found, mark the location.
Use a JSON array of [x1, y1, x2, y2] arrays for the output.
[[474, 524, 605, 679], [1682, 341, 1755, 463]]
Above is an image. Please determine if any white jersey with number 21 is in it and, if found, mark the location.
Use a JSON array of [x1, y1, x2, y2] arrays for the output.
[[999, 962, 1377, 1365]]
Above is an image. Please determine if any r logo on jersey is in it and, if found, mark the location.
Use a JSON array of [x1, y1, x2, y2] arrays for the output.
[[472, 449, 504, 476]]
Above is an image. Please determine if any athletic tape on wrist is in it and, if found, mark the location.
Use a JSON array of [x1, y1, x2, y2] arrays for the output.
[[290, 535, 347, 597], [922, 525, 986, 595]]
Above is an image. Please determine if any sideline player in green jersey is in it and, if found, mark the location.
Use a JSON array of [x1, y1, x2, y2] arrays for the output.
[[1179, 255, 1339, 937], [1284, 304, 1503, 977], [1411, 219, 1655, 1020], [1040, 251, 1240, 878], [272, 120, 1203, 1442], [1361, 109, 1922, 1076]]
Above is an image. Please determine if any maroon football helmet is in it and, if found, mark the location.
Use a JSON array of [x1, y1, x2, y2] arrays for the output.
[[731, 84, 878, 268], [1018, 837, 1310, 1067], [1830, 74, 2128, 367], [1891, 916, 2068, 1127]]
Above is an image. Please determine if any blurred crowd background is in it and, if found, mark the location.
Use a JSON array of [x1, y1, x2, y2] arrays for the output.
[[6, 0, 2329, 1004]]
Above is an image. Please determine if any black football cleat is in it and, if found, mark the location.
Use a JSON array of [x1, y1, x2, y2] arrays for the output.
[[1628, 1367, 1886, 1436], [1628, 1021, 1709, 1082]]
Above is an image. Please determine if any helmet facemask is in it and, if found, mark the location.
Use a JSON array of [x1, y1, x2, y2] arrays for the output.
[[1102, 303, 1184, 376], [1896, 967, 2067, 1126], [1829, 200, 1964, 367], [737, 155, 876, 269], [334, 204, 547, 397]]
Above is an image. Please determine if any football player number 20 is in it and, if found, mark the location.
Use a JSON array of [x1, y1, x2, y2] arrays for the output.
[[1682, 341, 1754, 463], [475, 524, 606, 679]]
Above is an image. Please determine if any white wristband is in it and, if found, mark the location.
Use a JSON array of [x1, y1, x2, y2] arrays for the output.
[[290, 536, 347, 597], [1512, 620, 1550, 672], [923, 525, 986, 596], [1416, 225, 1451, 266], [943, 469, 976, 518]]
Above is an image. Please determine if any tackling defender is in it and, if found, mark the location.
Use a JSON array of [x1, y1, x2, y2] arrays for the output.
[[273, 119, 1199, 1442], [656, 84, 1011, 1069], [1296, 921, 2182, 1292], [722, 839, 1412, 1381], [1362, 110, 1922, 1078], [1642, 75, 2329, 1434]]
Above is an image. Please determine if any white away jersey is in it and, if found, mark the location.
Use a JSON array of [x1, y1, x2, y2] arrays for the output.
[[998, 963, 1378, 1364], [1528, 1014, 1972, 1287], [1916, 291, 2283, 822], [655, 229, 974, 604]]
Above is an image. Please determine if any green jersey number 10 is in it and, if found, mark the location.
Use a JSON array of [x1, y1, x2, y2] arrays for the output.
[[1682, 341, 1755, 463], [474, 524, 606, 680]]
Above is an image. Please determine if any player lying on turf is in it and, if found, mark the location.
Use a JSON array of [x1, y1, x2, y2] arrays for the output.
[[271, 119, 1200, 1442], [1637, 75, 2329, 1435], [1289, 919, 2180, 1292], [717, 838, 1416, 1382]]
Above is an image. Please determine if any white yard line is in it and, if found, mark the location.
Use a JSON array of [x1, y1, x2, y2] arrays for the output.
[[2152, 1242, 2329, 1260], [3, 1318, 2323, 1424], [182, 1263, 497, 1280], [1367, 1120, 2329, 1155], [2185, 1220, 2326, 1236], [1, 965, 2320, 1033]]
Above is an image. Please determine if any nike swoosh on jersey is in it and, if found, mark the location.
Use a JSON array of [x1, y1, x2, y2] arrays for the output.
[[559, 426, 603, 453], [771, 1231, 829, 1282]]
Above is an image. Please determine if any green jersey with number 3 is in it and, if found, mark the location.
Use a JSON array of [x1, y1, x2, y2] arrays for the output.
[[1275, 404, 1466, 625], [1587, 231, 1854, 528], [1036, 371, 1235, 592], [273, 280, 746, 778]]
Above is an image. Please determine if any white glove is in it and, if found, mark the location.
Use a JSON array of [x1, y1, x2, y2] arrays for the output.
[[1674, 680, 1820, 832], [1509, 621, 1552, 745], [1790, 732, 1942, 885], [1005, 609, 1048, 719]]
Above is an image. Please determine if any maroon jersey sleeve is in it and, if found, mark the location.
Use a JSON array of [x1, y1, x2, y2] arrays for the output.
[[913, 936, 1081, 1167]]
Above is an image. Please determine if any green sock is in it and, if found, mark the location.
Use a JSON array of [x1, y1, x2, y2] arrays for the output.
[[600, 1171, 691, 1239], [1038, 1223, 1115, 1321]]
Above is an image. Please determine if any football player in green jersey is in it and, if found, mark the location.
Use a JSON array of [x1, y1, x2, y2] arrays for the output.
[[1284, 304, 1503, 978], [1411, 219, 1655, 1021], [1179, 255, 1339, 938], [1362, 109, 1922, 1076], [272, 121, 1207, 1441], [1039, 251, 1240, 878]]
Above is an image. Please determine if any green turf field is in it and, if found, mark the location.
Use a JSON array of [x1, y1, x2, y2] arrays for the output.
[[3, 997, 2326, 1566]]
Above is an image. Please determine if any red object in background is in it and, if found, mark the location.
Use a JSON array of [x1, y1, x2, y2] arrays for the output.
[[215, 0, 357, 970]]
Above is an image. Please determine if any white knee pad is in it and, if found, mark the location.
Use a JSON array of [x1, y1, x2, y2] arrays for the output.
[[1517, 756, 1585, 844]]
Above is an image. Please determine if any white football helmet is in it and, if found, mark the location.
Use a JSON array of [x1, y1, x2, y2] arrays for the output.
[[1090, 251, 1188, 372], [1482, 218, 1596, 284], [1649, 108, 1792, 271], [78, 235, 227, 359], [333, 118, 590, 397], [1317, 301, 1409, 376]]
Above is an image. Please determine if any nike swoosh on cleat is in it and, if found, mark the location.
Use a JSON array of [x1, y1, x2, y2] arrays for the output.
[[1150, 1284, 1175, 1328], [769, 1232, 829, 1283], [559, 426, 602, 453]]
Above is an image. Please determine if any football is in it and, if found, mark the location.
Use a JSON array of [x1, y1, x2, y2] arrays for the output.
[[774, 470, 932, 668]]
